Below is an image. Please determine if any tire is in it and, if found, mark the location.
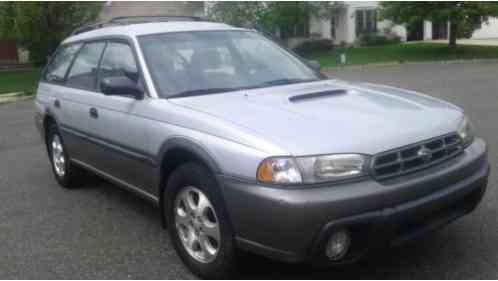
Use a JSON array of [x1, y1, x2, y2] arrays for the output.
[[164, 162, 237, 279], [46, 123, 84, 188]]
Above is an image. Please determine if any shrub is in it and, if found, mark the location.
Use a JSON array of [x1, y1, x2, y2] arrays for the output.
[[293, 38, 334, 57], [358, 34, 401, 47]]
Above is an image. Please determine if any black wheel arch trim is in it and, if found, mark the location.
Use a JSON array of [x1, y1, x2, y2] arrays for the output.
[[41, 108, 61, 146], [157, 137, 222, 175], [157, 137, 224, 228]]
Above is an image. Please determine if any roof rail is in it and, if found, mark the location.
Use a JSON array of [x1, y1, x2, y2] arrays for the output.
[[109, 15, 207, 24], [70, 21, 123, 36], [71, 15, 210, 36]]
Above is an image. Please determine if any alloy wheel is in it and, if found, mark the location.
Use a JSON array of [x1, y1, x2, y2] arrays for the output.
[[51, 135, 66, 177], [174, 186, 220, 263]]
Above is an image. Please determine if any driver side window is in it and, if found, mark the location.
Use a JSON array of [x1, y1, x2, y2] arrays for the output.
[[98, 42, 140, 92], [65, 42, 105, 90]]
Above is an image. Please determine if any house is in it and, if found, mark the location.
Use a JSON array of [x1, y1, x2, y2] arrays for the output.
[[99, 1, 205, 21], [309, 2, 407, 45], [415, 17, 498, 41], [309, 1, 498, 45]]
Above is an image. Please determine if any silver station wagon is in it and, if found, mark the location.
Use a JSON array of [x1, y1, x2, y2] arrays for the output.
[[34, 16, 490, 278]]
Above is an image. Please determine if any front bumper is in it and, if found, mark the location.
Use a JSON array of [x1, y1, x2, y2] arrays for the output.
[[218, 138, 489, 263]]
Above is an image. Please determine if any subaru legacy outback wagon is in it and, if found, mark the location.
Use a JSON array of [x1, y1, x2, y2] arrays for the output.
[[35, 17, 489, 278]]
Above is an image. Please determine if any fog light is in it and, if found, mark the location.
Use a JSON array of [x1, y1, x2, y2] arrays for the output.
[[325, 229, 351, 261]]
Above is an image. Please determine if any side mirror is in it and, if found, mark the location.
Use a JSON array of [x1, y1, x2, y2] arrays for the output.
[[306, 60, 321, 71], [100, 77, 144, 100]]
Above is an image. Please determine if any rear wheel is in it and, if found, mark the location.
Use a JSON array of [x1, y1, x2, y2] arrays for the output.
[[47, 123, 84, 188], [164, 162, 237, 278]]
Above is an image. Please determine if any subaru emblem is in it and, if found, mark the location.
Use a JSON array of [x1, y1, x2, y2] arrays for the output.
[[417, 147, 432, 162]]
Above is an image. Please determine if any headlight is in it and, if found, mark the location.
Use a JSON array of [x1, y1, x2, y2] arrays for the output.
[[257, 154, 370, 185], [457, 116, 474, 148], [296, 154, 370, 183], [257, 157, 302, 184]]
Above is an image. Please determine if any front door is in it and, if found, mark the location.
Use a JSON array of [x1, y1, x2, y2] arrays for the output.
[[86, 41, 156, 195], [432, 21, 448, 40], [407, 21, 424, 41]]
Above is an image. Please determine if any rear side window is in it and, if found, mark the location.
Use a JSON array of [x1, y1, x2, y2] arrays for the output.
[[44, 44, 82, 83], [98, 42, 140, 89], [66, 42, 106, 91]]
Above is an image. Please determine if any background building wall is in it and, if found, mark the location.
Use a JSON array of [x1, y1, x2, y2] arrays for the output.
[[337, 2, 407, 44], [99, 1, 205, 21], [472, 18, 498, 39]]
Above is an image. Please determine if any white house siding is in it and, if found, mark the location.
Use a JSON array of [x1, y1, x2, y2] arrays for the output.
[[335, 8, 354, 44], [472, 18, 498, 39], [310, 17, 332, 39], [423, 21, 433, 40]]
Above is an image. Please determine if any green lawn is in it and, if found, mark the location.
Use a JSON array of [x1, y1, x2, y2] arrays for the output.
[[310, 43, 498, 68], [0, 68, 42, 95]]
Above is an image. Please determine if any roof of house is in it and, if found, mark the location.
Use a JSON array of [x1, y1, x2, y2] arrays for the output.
[[63, 21, 243, 44]]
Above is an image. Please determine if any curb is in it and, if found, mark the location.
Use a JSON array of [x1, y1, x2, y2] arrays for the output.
[[0, 64, 34, 72], [323, 58, 498, 72], [0, 92, 34, 105]]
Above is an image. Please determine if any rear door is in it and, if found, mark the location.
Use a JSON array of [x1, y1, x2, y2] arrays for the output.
[[38, 43, 82, 130], [57, 41, 106, 163]]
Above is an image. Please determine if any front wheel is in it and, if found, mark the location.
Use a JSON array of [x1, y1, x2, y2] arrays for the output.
[[164, 162, 237, 279]]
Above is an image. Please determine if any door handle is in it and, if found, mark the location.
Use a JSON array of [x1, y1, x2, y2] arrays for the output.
[[54, 99, 61, 108], [89, 107, 98, 119]]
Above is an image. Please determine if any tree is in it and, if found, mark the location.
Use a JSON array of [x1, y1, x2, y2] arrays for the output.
[[381, 2, 498, 47], [208, 2, 342, 38], [0, 2, 102, 64], [208, 2, 266, 29]]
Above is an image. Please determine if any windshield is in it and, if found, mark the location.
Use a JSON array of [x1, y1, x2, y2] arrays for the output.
[[139, 30, 321, 98]]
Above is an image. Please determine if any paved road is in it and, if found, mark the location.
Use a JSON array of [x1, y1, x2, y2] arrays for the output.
[[1, 62, 497, 279]]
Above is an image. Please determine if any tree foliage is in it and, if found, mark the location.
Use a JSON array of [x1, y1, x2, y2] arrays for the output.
[[381, 2, 498, 47], [208, 2, 342, 37], [208, 2, 265, 29], [0, 2, 102, 64]]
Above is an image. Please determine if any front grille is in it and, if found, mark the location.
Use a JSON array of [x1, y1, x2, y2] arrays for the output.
[[371, 133, 463, 180]]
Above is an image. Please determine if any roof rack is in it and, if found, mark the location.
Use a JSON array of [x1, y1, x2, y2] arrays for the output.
[[71, 15, 210, 36]]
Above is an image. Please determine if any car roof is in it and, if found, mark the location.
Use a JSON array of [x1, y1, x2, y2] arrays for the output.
[[63, 21, 245, 44]]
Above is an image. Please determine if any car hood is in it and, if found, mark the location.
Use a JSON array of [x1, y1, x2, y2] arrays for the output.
[[169, 79, 464, 156]]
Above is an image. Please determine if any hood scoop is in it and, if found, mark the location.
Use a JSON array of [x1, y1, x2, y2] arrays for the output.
[[288, 89, 348, 103]]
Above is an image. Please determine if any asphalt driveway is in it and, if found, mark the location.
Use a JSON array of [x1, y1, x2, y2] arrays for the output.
[[1, 61, 497, 279]]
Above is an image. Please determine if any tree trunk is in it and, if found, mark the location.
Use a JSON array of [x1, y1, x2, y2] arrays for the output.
[[449, 20, 457, 48]]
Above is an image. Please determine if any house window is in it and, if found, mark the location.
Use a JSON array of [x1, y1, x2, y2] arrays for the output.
[[330, 16, 336, 39], [356, 9, 378, 36]]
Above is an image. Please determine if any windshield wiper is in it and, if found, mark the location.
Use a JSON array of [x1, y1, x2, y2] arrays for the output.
[[257, 78, 319, 87], [168, 87, 245, 98], [167, 79, 320, 98]]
